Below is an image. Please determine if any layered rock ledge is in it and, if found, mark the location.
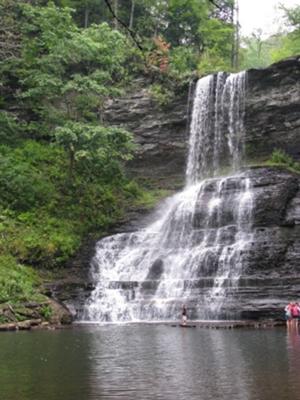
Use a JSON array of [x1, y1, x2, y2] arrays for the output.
[[103, 57, 300, 188], [44, 57, 300, 322]]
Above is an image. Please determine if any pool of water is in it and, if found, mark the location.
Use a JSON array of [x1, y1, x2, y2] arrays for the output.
[[0, 324, 300, 400]]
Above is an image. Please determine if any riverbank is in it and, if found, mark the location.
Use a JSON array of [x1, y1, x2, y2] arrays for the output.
[[0, 297, 73, 332], [0, 318, 287, 333]]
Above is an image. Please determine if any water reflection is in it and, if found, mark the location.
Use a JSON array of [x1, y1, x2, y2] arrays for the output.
[[0, 326, 300, 400], [286, 325, 300, 396], [87, 325, 297, 400]]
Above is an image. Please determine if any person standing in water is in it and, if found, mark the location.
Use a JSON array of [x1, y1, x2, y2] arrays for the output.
[[285, 303, 293, 328], [291, 302, 300, 327], [182, 304, 187, 325]]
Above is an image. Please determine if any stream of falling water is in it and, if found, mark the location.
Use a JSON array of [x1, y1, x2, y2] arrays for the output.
[[83, 71, 253, 322]]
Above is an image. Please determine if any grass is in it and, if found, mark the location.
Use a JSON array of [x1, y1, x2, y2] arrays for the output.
[[134, 188, 171, 208], [246, 149, 300, 175], [0, 255, 46, 306]]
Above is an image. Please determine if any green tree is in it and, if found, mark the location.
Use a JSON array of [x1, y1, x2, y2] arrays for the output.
[[240, 30, 272, 70], [271, 5, 300, 62], [197, 14, 234, 74], [55, 123, 134, 181], [14, 4, 134, 133]]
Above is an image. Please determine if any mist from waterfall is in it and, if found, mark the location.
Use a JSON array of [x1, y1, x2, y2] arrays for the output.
[[82, 71, 253, 322]]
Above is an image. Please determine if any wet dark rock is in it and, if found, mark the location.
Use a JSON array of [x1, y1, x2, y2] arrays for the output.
[[248, 167, 299, 226], [43, 278, 94, 320], [245, 56, 300, 162], [103, 57, 300, 190], [87, 166, 300, 321], [210, 167, 300, 319], [0, 319, 43, 332], [47, 58, 300, 322], [146, 259, 164, 280], [103, 82, 188, 190]]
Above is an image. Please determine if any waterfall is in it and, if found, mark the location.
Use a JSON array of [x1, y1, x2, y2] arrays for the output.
[[186, 72, 246, 184], [83, 71, 253, 322]]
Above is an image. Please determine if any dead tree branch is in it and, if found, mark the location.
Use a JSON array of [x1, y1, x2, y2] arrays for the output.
[[208, 0, 223, 11], [104, 0, 143, 51]]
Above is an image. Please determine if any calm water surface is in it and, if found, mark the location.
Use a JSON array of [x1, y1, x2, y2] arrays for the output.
[[0, 324, 300, 400]]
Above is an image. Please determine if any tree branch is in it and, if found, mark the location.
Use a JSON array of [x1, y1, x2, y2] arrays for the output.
[[104, 0, 143, 51], [208, 0, 222, 10]]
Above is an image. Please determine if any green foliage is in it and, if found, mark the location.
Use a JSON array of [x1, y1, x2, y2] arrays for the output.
[[0, 3, 147, 274], [0, 112, 23, 144], [240, 30, 273, 70], [198, 50, 231, 75], [55, 122, 134, 180], [134, 189, 171, 209], [0, 142, 58, 211], [269, 149, 294, 166], [17, 4, 133, 135], [40, 304, 53, 320], [169, 46, 198, 79], [0, 255, 44, 304], [0, 204, 80, 267], [281, 4, 300, 29], [267, 149, 300, 173], [123, 181, 170, 209], [270, 31, 300, 63], [241, 6, 300, 69], [198, 17, 234, 74], [163, 0, 210, 47], [0, 138, 159, 269], [149, 84, 174, 107]]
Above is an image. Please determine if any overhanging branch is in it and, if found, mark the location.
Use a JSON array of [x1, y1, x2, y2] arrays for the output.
[[104, 0, 144, 51], [208, 0, 222, 10]]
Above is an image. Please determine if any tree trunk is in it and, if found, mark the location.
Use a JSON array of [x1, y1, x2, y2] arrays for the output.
[[234, 0, 240, 70], [113, 0, 119, 29], [69, 145, 75, 182], [257, 41, 263, 59], [129, 0, 135, 30], [230, 1, 235, 69], [84, 6, 90, 28], [231, 0, 240, 70]]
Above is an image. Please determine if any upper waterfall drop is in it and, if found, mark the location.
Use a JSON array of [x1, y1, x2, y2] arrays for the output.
[[82, 71, 252, 323], [186, 71, 246, 185]]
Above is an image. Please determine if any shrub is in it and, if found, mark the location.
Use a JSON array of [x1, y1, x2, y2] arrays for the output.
[[0, 255, 44, 304], [270, 149, 294, 166], [149, 84, 173, 107], [268, 149, 300, 173], [40, 304, 52, 320]]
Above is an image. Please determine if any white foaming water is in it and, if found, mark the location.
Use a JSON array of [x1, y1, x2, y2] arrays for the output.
[[205, 177, 253, 317], [83, 71, 253, 322], [186, 72, 246, 184]]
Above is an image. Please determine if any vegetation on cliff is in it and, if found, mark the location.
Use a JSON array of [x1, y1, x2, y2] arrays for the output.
[[267, 149, 300, 174]]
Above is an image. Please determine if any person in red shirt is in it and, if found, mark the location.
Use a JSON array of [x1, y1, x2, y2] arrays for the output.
[[291, 302, 300, 327]]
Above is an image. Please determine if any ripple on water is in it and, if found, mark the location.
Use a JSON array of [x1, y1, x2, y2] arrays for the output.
[[0, 326, 299, 400]]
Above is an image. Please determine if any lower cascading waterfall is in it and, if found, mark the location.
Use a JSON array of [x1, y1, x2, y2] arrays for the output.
[[83, 71, 254, 322]]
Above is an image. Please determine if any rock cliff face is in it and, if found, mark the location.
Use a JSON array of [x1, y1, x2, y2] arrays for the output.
[[245, 57, 300, 162], [60, 58, 300, 321], [103, 80, 189, 189], [103, 57, 300, 189], [206, 166, 300, 320]]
